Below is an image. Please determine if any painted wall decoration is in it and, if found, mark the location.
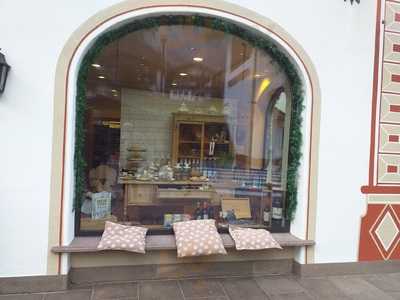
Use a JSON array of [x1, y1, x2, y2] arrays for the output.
[[359, 0, 400, 261]]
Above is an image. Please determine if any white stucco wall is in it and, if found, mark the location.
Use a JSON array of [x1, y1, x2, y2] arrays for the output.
[[0, 0, 376, 277]]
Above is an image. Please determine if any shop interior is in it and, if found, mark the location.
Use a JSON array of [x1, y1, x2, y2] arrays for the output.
[[78, 23, 291, 235]]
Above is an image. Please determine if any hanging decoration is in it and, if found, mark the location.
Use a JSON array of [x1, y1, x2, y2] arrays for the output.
[[74, 15, 305, 221], [345, 0, 360, 4]]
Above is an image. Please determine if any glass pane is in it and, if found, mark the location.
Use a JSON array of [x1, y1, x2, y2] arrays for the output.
[[79, 22, 290, 234]]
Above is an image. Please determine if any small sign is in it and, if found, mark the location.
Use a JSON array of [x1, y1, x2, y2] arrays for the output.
[[221, 198, 251, 219], [91, 191, 112, 220]]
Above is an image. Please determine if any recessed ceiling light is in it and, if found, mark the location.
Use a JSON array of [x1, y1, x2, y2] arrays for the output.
[[111, 89, 118, 93], [179, 73, 188, 77], [98, 75, 105, 79], [193, 57, 203, 62], [92, 63, 101, 68], [255, 74, 262, 78], [171, 83, 177, 86]]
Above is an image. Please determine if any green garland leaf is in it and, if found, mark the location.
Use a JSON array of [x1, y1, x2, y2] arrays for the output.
[[74, 15, 305, 221]]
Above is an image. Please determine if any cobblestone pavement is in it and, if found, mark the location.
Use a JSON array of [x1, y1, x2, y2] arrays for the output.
[[1, 272, 400, 300]]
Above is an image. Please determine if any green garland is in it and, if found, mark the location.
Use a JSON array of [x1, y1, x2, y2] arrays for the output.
[[75, 15, 304, 221]]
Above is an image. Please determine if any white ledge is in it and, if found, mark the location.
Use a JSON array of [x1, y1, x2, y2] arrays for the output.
[[52, 233, 314, 253]]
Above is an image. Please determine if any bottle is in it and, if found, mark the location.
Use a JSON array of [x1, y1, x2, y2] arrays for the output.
[[207, 205, 214, 219], [271, 191, 283, 220], [263, 206, 271, 225], [201, 202, 209, 219], [194, 201, 202, 220]]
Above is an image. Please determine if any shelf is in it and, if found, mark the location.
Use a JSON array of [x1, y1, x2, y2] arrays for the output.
[[204, 141, 230, 145], [179, 141, 201, 144], [157, 189, 216, 199]]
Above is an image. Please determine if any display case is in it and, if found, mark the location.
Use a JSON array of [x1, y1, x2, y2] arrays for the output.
[[171, 113, 233, 168]]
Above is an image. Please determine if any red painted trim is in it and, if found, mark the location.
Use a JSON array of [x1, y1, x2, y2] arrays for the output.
[[369, 0, 383, 187], [393, 44, 400, 53], [57, 4, 317, 270], [388, 135, 399, 142], [392, 74, 400, 82], [390, 104, 400, 112], [361, 185, 400, 194]]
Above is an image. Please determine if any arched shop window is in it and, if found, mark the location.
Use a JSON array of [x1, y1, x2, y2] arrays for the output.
[[76, 16, 302, 235]]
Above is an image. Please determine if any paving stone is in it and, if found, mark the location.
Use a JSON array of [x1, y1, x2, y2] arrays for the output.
[[296, 277, 350, 299], [0, 294, 44, 300], [93, 282, 138, 299], [329, 276, 395, 300], [221, 277, 269, 300], [387, 292, 400, 300], [269, 292, 314, 300], [362, 273, 400, 292], [186, 297, 228, 300], [139, 281, 184, 300], [43, 289, 92, 300], [179, 279, 225, 298], [255, 277, 305, 295]]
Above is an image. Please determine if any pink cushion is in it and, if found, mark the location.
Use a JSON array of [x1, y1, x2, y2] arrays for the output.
[[173, 219, 227, 258], [229, 225, 282, 250], [97, 221, 148, 253]]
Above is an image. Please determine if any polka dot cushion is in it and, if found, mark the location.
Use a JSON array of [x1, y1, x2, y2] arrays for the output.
[[173, 219, 227, 258], [97, 221, 148, 253], [228, 225, 282, 251]]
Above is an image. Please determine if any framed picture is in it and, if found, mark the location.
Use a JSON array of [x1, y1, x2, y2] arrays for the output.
[[221, 197, 251, 219]]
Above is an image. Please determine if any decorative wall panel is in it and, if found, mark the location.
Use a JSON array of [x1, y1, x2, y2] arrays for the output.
[[385, 1, 400, 33], [384, 32, 400, 63], [359, 0, 400, 261], [382, 63, 400, 93], [381, 93, 400, 123], [378, 154, 400, 183], [379, 124, 400, 153]]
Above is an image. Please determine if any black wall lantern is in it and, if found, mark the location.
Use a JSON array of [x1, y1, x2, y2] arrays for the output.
[[0, 49, 11, 94]]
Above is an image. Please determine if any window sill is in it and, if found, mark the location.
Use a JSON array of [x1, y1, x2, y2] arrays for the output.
[[51, 233, 314, 253]]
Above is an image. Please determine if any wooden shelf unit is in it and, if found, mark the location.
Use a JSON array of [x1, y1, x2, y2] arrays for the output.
[[171, 113, 233, 167]]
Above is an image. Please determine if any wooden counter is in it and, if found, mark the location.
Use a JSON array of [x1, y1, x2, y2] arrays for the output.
[[119, 178, 208, 185], [121, 178, 218, 220]]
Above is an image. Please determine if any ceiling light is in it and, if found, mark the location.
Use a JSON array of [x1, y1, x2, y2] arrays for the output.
[[190, 47, 196, 51], [179, 72, 188, 77], [111, 89, 118, 93], [171, 83, 177, 86], [92, 63, 101, 68], [98, 75, 105, 79], [255, 74, 262, 78], [193, 57, 203, 62]]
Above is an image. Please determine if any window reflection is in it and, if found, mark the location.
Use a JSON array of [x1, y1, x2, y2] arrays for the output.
[[78, 23, 291, 234]]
